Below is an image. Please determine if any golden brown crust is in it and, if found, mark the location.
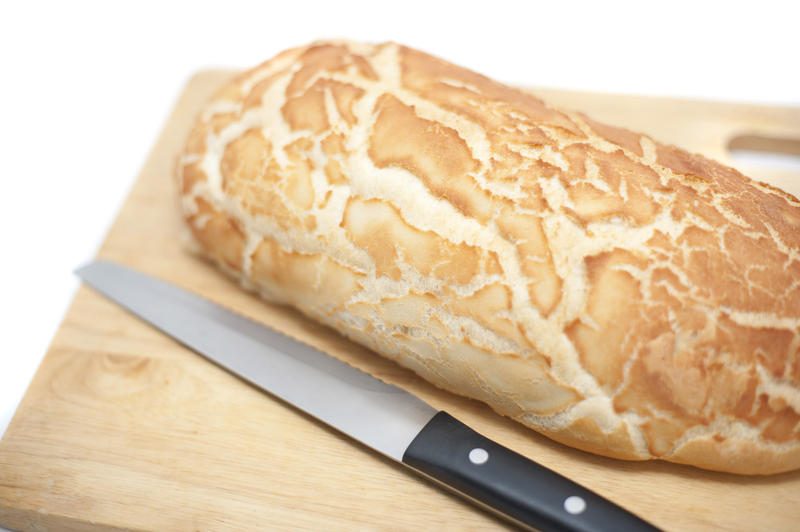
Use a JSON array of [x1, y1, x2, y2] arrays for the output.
[[177, 40, 800, 474]]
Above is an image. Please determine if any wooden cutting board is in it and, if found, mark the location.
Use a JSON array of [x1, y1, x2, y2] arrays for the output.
[[1, 70, 799, 532]]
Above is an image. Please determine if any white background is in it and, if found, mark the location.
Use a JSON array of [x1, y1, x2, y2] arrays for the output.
[[0, 0, 798, 526]]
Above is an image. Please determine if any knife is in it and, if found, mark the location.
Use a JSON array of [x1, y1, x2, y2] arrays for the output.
[[75, 260, 659, 532]]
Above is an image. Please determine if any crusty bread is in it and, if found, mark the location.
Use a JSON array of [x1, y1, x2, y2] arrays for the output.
[[177, 40, 800, 474]]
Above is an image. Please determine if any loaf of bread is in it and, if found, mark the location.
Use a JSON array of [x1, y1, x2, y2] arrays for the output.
[[177, 40, 800, 474]]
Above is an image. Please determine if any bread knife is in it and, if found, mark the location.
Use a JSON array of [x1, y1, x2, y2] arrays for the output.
[[76, 260, 660, 532]]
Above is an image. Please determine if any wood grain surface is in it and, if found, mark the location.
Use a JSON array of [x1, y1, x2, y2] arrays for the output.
[[1, 71, 798, 532]]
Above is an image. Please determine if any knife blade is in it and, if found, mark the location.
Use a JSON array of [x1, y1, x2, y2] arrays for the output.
[[75, 260, 659, 532]]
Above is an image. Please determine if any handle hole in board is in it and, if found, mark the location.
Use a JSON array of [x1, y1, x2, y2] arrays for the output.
[[727, 134, 800, 171]]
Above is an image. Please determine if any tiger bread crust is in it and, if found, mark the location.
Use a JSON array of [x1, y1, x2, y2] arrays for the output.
[[177, 40, 800, 474]]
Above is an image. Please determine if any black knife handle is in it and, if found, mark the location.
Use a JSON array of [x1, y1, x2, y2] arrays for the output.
[[402, 412, 660, 532]]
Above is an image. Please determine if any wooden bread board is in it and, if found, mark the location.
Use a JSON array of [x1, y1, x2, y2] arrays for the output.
[[1, 70, 799, 532]]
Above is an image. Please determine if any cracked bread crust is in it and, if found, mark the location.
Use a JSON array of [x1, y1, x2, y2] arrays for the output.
[[177, 40, 800, 474]]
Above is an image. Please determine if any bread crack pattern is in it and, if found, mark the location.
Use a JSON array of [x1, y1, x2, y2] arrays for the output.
[[177, 40, 800, 474]]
